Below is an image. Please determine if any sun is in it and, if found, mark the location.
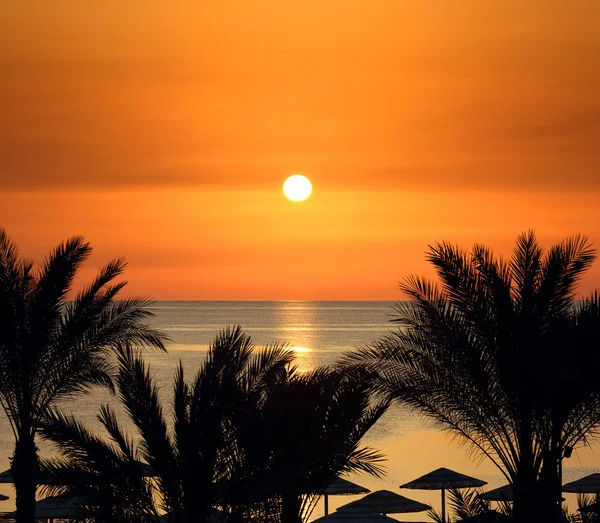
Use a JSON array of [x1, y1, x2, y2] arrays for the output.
[[283, 174, 312, 202]]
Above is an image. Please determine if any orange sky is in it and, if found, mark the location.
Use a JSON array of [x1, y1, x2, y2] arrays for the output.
[[2, 1, 600, 299]]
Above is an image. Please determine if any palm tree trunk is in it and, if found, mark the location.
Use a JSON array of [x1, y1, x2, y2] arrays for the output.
[[512, 425, 537, 523], [280, 494, 302, 523], [11, 431, 39, 523], [513, 470, 538, 523], [538, 426, 564, 523]]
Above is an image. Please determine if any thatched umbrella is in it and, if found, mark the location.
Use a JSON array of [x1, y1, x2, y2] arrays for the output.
[[0, 468, 55, 485], [321, 476, 370, 515], [340, 489, 431, 515], [0, 460, 155, 484], [312, 505, 403, 522], [3, 494, 84, 522], [400, 467, 487, 522], [563, 473, 600, 493], [479, 483, 564, 504], [477, 484, 514, 502], [157, 508, 226, 522]]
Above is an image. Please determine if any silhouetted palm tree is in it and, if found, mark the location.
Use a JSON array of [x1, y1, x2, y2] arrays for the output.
[[225, 364, 388, 522], [40, 327, 294, 522], [0, 228, 166, 523], [39, 406, 158, 523], [348, 231, 600, 523], [40, 327, 387, 523]]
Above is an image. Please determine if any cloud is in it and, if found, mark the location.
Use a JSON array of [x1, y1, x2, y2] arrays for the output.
[[2, 44, 600, 194]]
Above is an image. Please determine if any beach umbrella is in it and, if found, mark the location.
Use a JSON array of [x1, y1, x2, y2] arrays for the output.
[[157, 507, 226, 522], [3, 494, 85, 522], [400, 467, 487, 523], [340, 489, 431, 514], [0, 460, 155, 484], [478, 484, 514, 502], [478, 483, 564, 504], [0, 468, 55, 485], [320, 476, 370, 515], [458, 509, 511, 523], [563, 473, 600, 493], [312, 505, 403, 522]]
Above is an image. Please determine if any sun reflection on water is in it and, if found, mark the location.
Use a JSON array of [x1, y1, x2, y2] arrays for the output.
[[282, 345, 317, 373], [287, 346, 311, 353]]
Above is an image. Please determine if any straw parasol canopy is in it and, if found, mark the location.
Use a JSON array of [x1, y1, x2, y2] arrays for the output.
[[401, 468, 487, 490], [3, 494, 84, 521], [478, 483, 563, 503], [157, 507, 226, 522], [340, 489, 431, 514], [0, 460, 155, 485], [312, 506, 404, 522], [0, 471, 11, 485], [320, 476, 370, 516], [400, 468, 487, 523], [563, 473, 600, 493], [478, 484, 514, 502], [0, 469, 55, 485], [324, 477, 371, 495]]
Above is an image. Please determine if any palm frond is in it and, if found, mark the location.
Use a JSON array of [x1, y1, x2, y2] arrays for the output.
[[115, 344, 181, 512], [538, 234, 596, 319], [39, 408, 123, 468], [511, 229, 543, 309], [97, 404, 138, 462]]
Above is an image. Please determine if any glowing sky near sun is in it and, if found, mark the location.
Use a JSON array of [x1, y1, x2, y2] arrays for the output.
[[1, 1, 600, 299]]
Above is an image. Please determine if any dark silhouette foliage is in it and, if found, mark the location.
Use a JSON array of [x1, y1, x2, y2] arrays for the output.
[[40, 326, 387, 523], [348, 231, 600, 523], [0, 228, 166, 523]]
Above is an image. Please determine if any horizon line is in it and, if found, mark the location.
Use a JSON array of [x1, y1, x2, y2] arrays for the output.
[[145, 298, 401, 302]]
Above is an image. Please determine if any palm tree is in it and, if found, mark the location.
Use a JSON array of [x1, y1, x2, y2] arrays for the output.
[[39, 405, 160, 522], [347, 231, 600, 523], [225, 364, 388, 522], [0, 228, 166, 523], [40, 327, 295, 522], [39, 327, 387, 523]]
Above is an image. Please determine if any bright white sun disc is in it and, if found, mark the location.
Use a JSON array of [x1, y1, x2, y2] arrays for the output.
[[283, 175, 312, 202]]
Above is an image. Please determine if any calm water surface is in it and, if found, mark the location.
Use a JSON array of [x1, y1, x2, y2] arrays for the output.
[[0, 301, 597, 520]]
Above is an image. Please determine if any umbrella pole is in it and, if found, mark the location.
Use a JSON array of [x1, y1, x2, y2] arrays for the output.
[[441, 488, 446, 523], [324, 493, 329, 515]]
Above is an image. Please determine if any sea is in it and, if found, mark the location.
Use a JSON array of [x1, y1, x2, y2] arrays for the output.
[[0, 301, 598, 520]]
